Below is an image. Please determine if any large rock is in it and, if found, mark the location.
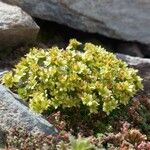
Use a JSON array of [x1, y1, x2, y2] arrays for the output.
[[117, 53, 150, 96], [0, 85, 57, 135], [2, 0, 150, 45], [0, 2, 39, 50]]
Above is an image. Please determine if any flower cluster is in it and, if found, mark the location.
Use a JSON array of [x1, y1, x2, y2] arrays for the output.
[[2, 39, 143, 114]]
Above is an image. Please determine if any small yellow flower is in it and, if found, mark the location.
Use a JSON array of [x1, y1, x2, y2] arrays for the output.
[[2, 39, 143, 114]]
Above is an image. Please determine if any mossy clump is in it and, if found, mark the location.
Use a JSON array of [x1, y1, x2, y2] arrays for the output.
[[2, 39, 143, 114]]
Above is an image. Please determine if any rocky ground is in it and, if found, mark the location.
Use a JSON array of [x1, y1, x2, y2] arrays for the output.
[[0, 1, 150, 149]]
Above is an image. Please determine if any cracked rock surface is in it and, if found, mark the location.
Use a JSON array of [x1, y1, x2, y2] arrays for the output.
[[0, 1, 39, 50], [0, 85, 57, 136], [3, 0, 150, 45]]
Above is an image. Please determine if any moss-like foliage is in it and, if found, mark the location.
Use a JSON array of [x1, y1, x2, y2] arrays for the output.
[[1, 39, 143, 114], [5, 124, 150, 150]]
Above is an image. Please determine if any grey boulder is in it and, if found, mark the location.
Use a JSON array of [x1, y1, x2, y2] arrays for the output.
[[2, 0, 150, 45], [117, 53, 150, 96], [0, 84, 57, 135], [0, 2, 39, 50]]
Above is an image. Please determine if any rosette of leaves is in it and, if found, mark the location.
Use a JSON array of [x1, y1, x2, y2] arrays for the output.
[[1, 39, 143, 114]]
